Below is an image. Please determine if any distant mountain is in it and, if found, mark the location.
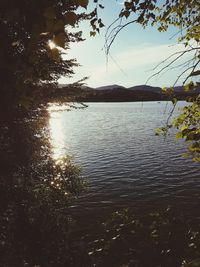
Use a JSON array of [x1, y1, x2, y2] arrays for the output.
[[44, 83, 200, 103], [77, 85, 165, 102], [173, 86, 184, 93], [128, 85, 162, 93], [95, 84, 126, 90], [58, 83, 68, 88]]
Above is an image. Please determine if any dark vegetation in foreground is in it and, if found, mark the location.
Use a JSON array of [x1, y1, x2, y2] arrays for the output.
[[0, 105, 85, 267], [1, 103, 200, 267]]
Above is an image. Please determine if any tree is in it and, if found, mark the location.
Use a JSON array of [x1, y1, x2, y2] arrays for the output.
[[0, 0, 92, 106], [0, 2, 85, 266], [91, 0, 200, 162], [0, 2, 91, 265]]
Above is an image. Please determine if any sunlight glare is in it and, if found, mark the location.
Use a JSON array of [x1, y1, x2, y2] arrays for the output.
[[48, 106, 65, 159], [48, 40, 56, 50]]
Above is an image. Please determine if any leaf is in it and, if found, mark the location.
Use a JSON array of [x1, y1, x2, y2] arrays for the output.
[[90, 18, 97, 27], [124, 1, 133, 10], [176, 131, 182, 140], [78, 0, 89, 9], [137, 13, 144, 23], [121, 10, 131, 18], [90, 31, 96, 37], [184, 82, 195, 91], [162, 87, 174, 96], [150, 13, 155, 20], [162, 87, 167, 92], [181, 125, 188, 131], [172, 98, 177, 105], [49, 48, 60, 61], [65, 12, 77, 26], [99, 22, 104, 28], [53, 33, 66, 48]]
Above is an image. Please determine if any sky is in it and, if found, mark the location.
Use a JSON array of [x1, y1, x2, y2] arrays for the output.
[[59, 1, 191, 88]]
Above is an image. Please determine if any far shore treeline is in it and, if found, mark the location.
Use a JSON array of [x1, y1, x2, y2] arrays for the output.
[[38, 83, 200, 103]]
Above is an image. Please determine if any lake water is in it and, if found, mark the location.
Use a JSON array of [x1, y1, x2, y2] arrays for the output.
[[48, 102, 200, 223]]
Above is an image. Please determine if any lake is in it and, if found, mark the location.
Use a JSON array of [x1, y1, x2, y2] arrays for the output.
[[48, 101, 200, 224]]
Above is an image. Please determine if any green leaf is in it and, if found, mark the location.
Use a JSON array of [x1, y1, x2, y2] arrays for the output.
[[90, 31, 96, 37], [184, 82, 195, 91], [172, 98, 177, 105], [181, 125, 188, 131], [176, 131, 182, 140]]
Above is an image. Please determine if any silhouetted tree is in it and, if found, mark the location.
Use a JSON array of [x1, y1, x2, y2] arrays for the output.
[[0, 0, 93, 106]]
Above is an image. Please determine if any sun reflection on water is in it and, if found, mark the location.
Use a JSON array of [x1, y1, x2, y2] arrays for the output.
[[48, 102, 88, 160], [48, 104, 69, 160]]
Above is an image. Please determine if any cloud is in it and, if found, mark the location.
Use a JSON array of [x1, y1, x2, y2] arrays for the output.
[[111, 43, 184, 70], [59, 42, 192, 87], [117, 0, 125, 5], [81, 43, 186, 85]]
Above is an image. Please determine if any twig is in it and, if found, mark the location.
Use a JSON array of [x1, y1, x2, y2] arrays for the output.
[[183, 59, 200, 84], [146, 48, 200, 84], [105, 19, 137, 56]]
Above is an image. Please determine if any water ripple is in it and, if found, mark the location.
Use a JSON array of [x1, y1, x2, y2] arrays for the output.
[[49, 102, 200, 217]]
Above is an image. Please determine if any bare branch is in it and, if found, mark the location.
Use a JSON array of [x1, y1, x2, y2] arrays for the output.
[[166, 102, 177, 128], [173, 66, 194, 86], [105, 19, 137, 56], [148, 46, 200, 73], [146, 47, 200, 84], [107, 51, 128, 76], [169, 25, 188, 40], [183, 59, 200, 84]]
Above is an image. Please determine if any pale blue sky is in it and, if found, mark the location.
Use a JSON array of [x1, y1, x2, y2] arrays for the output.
[[59, 1, 192, 88]]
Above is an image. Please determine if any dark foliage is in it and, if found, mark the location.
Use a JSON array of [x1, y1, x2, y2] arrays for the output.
[[0, 106, 86, 267]]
